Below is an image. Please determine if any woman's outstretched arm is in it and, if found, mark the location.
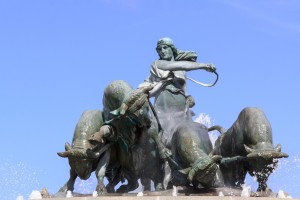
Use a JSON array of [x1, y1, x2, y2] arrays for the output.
[[155, 60, 216, 72]]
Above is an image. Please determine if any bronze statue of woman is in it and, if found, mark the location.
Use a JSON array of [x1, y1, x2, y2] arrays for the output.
[[138, 37, 223, 188]]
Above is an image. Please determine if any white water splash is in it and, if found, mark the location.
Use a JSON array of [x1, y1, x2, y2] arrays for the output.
[[73, 175, 97, 194], [194, 112, 219, 147], [244, 156, 300, 198], [28, 190, 42, 199], [92, 191, 98, 197], [241, 184, 251, 197], [0, 159, 42, 200], [66, 190, 73, 198], [172, 185, 177, 196], [278, 190, 287, 198], [194, 113, 214, 127], [16, 196, 24, 200], [137, 191, 144, 196], [272, 156, 300, 194], [218, 191, 224, 196]]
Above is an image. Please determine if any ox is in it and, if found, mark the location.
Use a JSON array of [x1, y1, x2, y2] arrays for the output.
[[88, 80, 165, 193], [210, 107, 288, 191], [57, 110, 118, 194]]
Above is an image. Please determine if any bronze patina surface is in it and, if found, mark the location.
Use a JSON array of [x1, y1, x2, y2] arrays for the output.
[[57, 37, 288, 196]]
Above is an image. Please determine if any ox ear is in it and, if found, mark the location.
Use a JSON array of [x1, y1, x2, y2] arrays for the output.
[[57, 151, 70, 158], [65, 142, 72, 151], [244, 144, 255, 154], [275, 144, 282, 152]]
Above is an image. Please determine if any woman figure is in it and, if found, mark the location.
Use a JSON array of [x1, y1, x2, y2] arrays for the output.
[[139, 37, 223, 188], [139, 37, 215, 113]]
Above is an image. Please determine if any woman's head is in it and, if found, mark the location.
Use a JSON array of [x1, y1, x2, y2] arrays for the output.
[[156, 37, 178, 61]]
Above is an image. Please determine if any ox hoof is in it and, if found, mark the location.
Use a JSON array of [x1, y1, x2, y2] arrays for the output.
[[188, 155, 221, 187], [116, 186, 129, 193], [155, 183, 164, 191]]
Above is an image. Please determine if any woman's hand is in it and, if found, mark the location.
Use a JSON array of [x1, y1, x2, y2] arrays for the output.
[[205, 63, 216, 72]]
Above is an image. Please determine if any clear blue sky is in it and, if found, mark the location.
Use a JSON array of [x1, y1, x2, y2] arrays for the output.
[[1, 0, 300, 199]]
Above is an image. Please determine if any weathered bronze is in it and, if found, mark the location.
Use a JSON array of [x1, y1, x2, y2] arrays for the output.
[[90, 80, 164, 193], [137, 37, 224, 189], [57, 37, 288, 196], [57, 110, 118, 193], [210, 107, 288, 191]]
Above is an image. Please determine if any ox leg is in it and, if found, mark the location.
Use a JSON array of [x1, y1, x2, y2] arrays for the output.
[[150, 161, 165, 191], [219, 161, 246, 188], [116, 179, 139, 193], [127, 178, 139, 192], [105, 173, 119, 193], [162, 161, 172, 189], [141, 178, 151, 191], [58, 169, 77, 193], [95, 148, 111, 194], [214, 168, 225, 187], [116, 172, 139, 193], [215, 126, 248, 188], [105, 165, 121, 193]]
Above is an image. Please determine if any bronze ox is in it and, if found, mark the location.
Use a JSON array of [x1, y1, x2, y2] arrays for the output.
[[91, 80, 164, 193], [210, 107, 288, 191], [57, 110, 118, 194]]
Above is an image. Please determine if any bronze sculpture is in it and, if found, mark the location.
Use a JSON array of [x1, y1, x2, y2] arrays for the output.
[[89, 80, 164, 193], [210, 107, 288, 191], [57, 37, 288, 196], [57, 110, 118, 194]]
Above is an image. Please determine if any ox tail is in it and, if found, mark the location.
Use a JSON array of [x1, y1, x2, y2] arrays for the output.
[[208, 125, 227, 134]]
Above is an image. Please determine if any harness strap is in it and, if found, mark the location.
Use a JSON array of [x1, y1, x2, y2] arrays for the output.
[[187, 71, 219, 87]]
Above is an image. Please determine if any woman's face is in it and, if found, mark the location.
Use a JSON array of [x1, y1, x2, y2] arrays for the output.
[[156, 44, 174, 61]]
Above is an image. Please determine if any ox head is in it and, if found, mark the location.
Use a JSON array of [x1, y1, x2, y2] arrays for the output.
[[57, 142, 94, 180], [244, 143, 288, 171], [244, 143, 288, 191], [244, 143, 288, 160]]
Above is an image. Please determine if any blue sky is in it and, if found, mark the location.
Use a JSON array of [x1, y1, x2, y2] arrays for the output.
[[1, 0, 300, 199]]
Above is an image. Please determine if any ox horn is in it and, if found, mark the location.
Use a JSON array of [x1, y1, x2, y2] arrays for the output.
[[272, 151, 289, 158], [275, 144, 281, 152], [246, 151, 289, 159], [57, 142, 72, 158], [65, 142, 72, 151], [57, 149, 88, 159], [244, 144, 255, 154], [57, 151, 71, 158], [274, 144, 289, 158]]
